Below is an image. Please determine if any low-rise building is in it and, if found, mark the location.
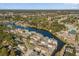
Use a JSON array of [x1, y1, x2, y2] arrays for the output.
[[34, 45, 49, 55], [64, 44, 75, 56], [30, 34, 41, 41], [18, 44, 27, 54], [56, 31, 76, 44], [76, 45, 79, 56]]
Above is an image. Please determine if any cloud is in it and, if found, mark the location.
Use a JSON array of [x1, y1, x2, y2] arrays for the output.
[[63, 3, 79, 9]]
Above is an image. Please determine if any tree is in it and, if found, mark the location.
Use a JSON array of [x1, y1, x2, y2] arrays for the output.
[[0, 47, 8, 56], [9, 50, 15, 56]]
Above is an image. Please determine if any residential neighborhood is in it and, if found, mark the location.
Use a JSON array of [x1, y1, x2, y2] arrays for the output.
[[0, 10, 79, 56]]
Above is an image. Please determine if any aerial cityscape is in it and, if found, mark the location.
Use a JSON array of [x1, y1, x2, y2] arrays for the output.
[[0, 3, 79, 56]]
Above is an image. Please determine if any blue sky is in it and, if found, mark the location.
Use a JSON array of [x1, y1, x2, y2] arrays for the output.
[[0, 3, 79, 9]]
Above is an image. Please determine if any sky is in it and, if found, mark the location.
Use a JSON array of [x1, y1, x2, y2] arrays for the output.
[[0, 3, 79, 9]]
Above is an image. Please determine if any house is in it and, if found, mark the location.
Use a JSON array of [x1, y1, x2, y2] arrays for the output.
[[56, 31, 75, 44], [76, 45, 79, 56], [64, 45, 75, 56], [40, 41, 46, 45], [30, 34, 41, 41], [34, 45, 49, 56], [18, 44, 27, 54], [34, 46, 41, 52]]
